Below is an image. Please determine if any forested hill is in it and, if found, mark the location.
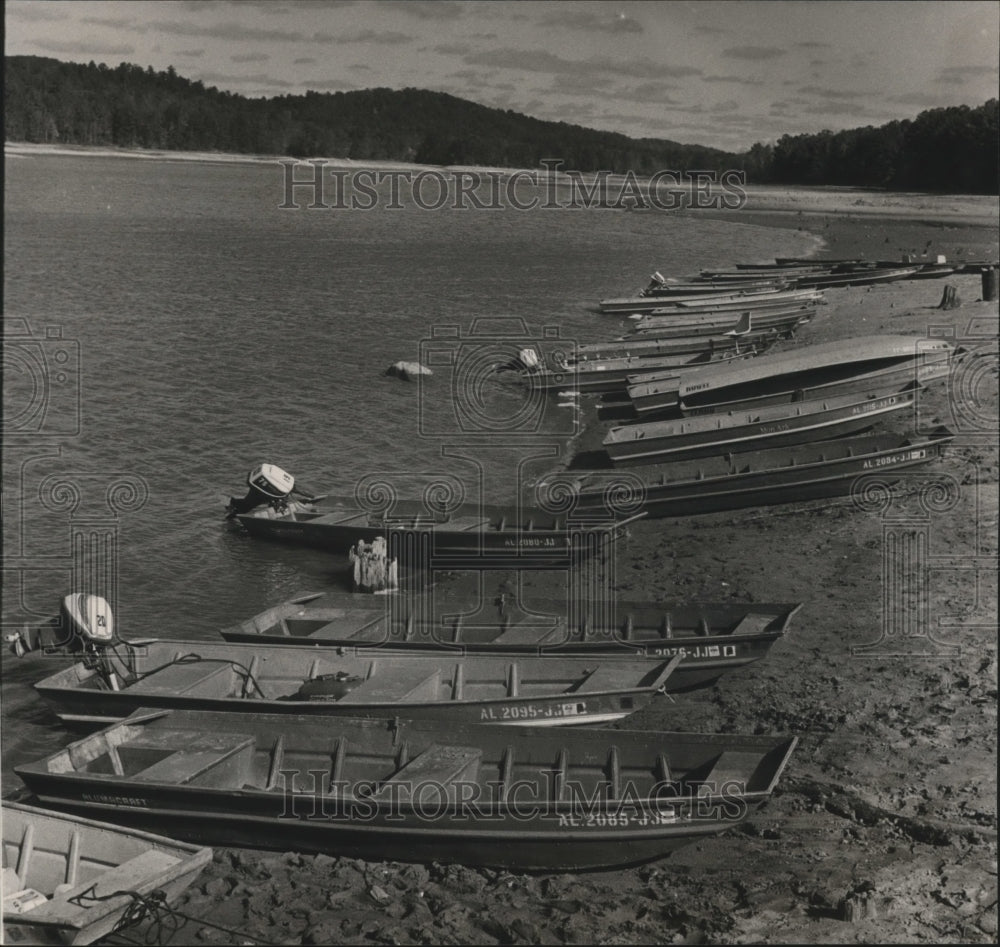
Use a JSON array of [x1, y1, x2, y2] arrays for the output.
[[3, 56, 733, 173], [5, 56, 998, 193]]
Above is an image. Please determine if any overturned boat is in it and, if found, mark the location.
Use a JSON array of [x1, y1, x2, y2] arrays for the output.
[[629, 335, 954, 417], [12, 594, 683, 728], [15, 708, 798, 871], [218, 591, 801, 689]]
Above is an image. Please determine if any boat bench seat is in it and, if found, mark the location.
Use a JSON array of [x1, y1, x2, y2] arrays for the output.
[[28, 850, 183, 917], [437, 516, 491, 532], [336, 667, 442, 704], [574, 666, 640, 694], [320, 512, 371, 526], [128, 662, 232, 697], [309, 615, 386, 639], [699, 750, 763, 794], [131, 732, 255, 786], [373, 744, 482, 801], [488, 620, 566, 646], [731, 613, 778, 635]]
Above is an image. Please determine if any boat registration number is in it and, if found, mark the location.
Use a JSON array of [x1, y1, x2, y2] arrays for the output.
[[557, 809, 677, 828], [646, 644, 737, 658], [862, 448, 927, 469], [480, 701, 586, 721], [503, 538, 560, 547]]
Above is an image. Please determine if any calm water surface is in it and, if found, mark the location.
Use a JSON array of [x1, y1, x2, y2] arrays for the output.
[[2, 155, 818, 784]]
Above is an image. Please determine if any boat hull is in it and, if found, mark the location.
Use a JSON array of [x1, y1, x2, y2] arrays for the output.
[[571, 430, 954, 519], [15, 711, 798, 871], [30, 639, 680, 729], [236, 499, 618, 569], [1, 802, 210, 947], [217, 597, 801, 691], [605, 387, 920, 464]]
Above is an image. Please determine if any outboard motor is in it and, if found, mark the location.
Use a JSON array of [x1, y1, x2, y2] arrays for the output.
[[226, 464, 297, 517], [8, 593, 127, 690]]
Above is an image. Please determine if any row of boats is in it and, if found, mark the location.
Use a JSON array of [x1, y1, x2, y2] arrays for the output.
[[3, 252, 972, 937]]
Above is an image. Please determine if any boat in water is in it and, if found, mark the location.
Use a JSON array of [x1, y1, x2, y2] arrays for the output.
[[13, 594, 683, 728], [15, 708, 798, 871], [227, 464, 637, 568], [217, 591, 801, 688], [557, 427, 955, 518], [1, 801, 210, 946], [606, 383, 923, 463]]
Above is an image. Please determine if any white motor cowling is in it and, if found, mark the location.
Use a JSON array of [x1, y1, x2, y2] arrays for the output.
[[61, 592, 115, 645], [227, 464, 296, 516]]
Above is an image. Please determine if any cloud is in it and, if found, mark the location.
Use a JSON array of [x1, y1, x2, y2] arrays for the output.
[[81, 16, 144, 30], [432, 43, 472, 55], [314, 29, 412, 45], [232, 52, 269, 63], [937, 65, 999, 81], [724, 46, 787, 61], [622, 81, 682, 105], [795, 41, 830, 49], [176, 49, 206, 58], [801, 101, 878, 117], [6, 4, 67, 21], [692, 26, 729, 35], [377, 0, 459, 19], [799, 86, 868, 100], [293, 56, 316, 64], [539, 10, 644, 34], [465, 49, 700, 81], [31, 39, 136, 56], [148, 19, 306, 42], [888, 92, 960, 107], [703, 75, 762, 85]]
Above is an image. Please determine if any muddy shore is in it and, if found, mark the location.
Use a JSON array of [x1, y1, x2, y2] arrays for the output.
[[14, 196, 998, 945]]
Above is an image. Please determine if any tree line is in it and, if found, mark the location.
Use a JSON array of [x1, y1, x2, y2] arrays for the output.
[[5, 56, 997, 194]]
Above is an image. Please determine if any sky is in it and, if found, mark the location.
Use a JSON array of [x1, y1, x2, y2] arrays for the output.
[[5, 0, 999, 152]]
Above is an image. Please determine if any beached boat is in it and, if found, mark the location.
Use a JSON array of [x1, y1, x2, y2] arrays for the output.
[[792, 266, 918, 289], [16, 594, 683, 727], [1, 801, 210, 946], [15, 708, 798, 871], [217, 591, 801, 688], [522, 348, 762, 395], [573, 334, 776, 362], [630, 307, 812, 339], [227, 465, 633, 567], [605, 383, 921, 463], [598, 288, 805, 315], [633, 335, 954, 417], [643, 278, 788, 295], [558, 427, 954, 518]]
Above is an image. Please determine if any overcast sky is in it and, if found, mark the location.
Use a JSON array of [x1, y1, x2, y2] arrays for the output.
[[6, 0, 998, 151]]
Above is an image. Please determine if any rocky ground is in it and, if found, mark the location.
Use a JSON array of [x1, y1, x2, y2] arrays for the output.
[[94, 205, 1000, 945]]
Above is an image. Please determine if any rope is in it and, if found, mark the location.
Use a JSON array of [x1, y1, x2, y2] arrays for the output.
[[68, 885, 265, 946]]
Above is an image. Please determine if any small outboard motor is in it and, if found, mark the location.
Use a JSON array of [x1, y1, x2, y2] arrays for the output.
[[7, 592, 115, 657], [8, 593, 132, 691], [226, 464, 298, 517]]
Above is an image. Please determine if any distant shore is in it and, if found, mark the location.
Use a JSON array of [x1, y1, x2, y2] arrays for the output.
[[7, 140, 998, 229]]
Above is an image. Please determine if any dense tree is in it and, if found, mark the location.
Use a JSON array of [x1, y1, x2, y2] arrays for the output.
[[4, 56, 997, 194]]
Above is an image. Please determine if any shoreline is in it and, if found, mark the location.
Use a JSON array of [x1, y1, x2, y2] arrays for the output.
[[7, 140, 998, 229]]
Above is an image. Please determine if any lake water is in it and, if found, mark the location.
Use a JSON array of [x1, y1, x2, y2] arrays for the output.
[[2, 154, 819, 783]]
